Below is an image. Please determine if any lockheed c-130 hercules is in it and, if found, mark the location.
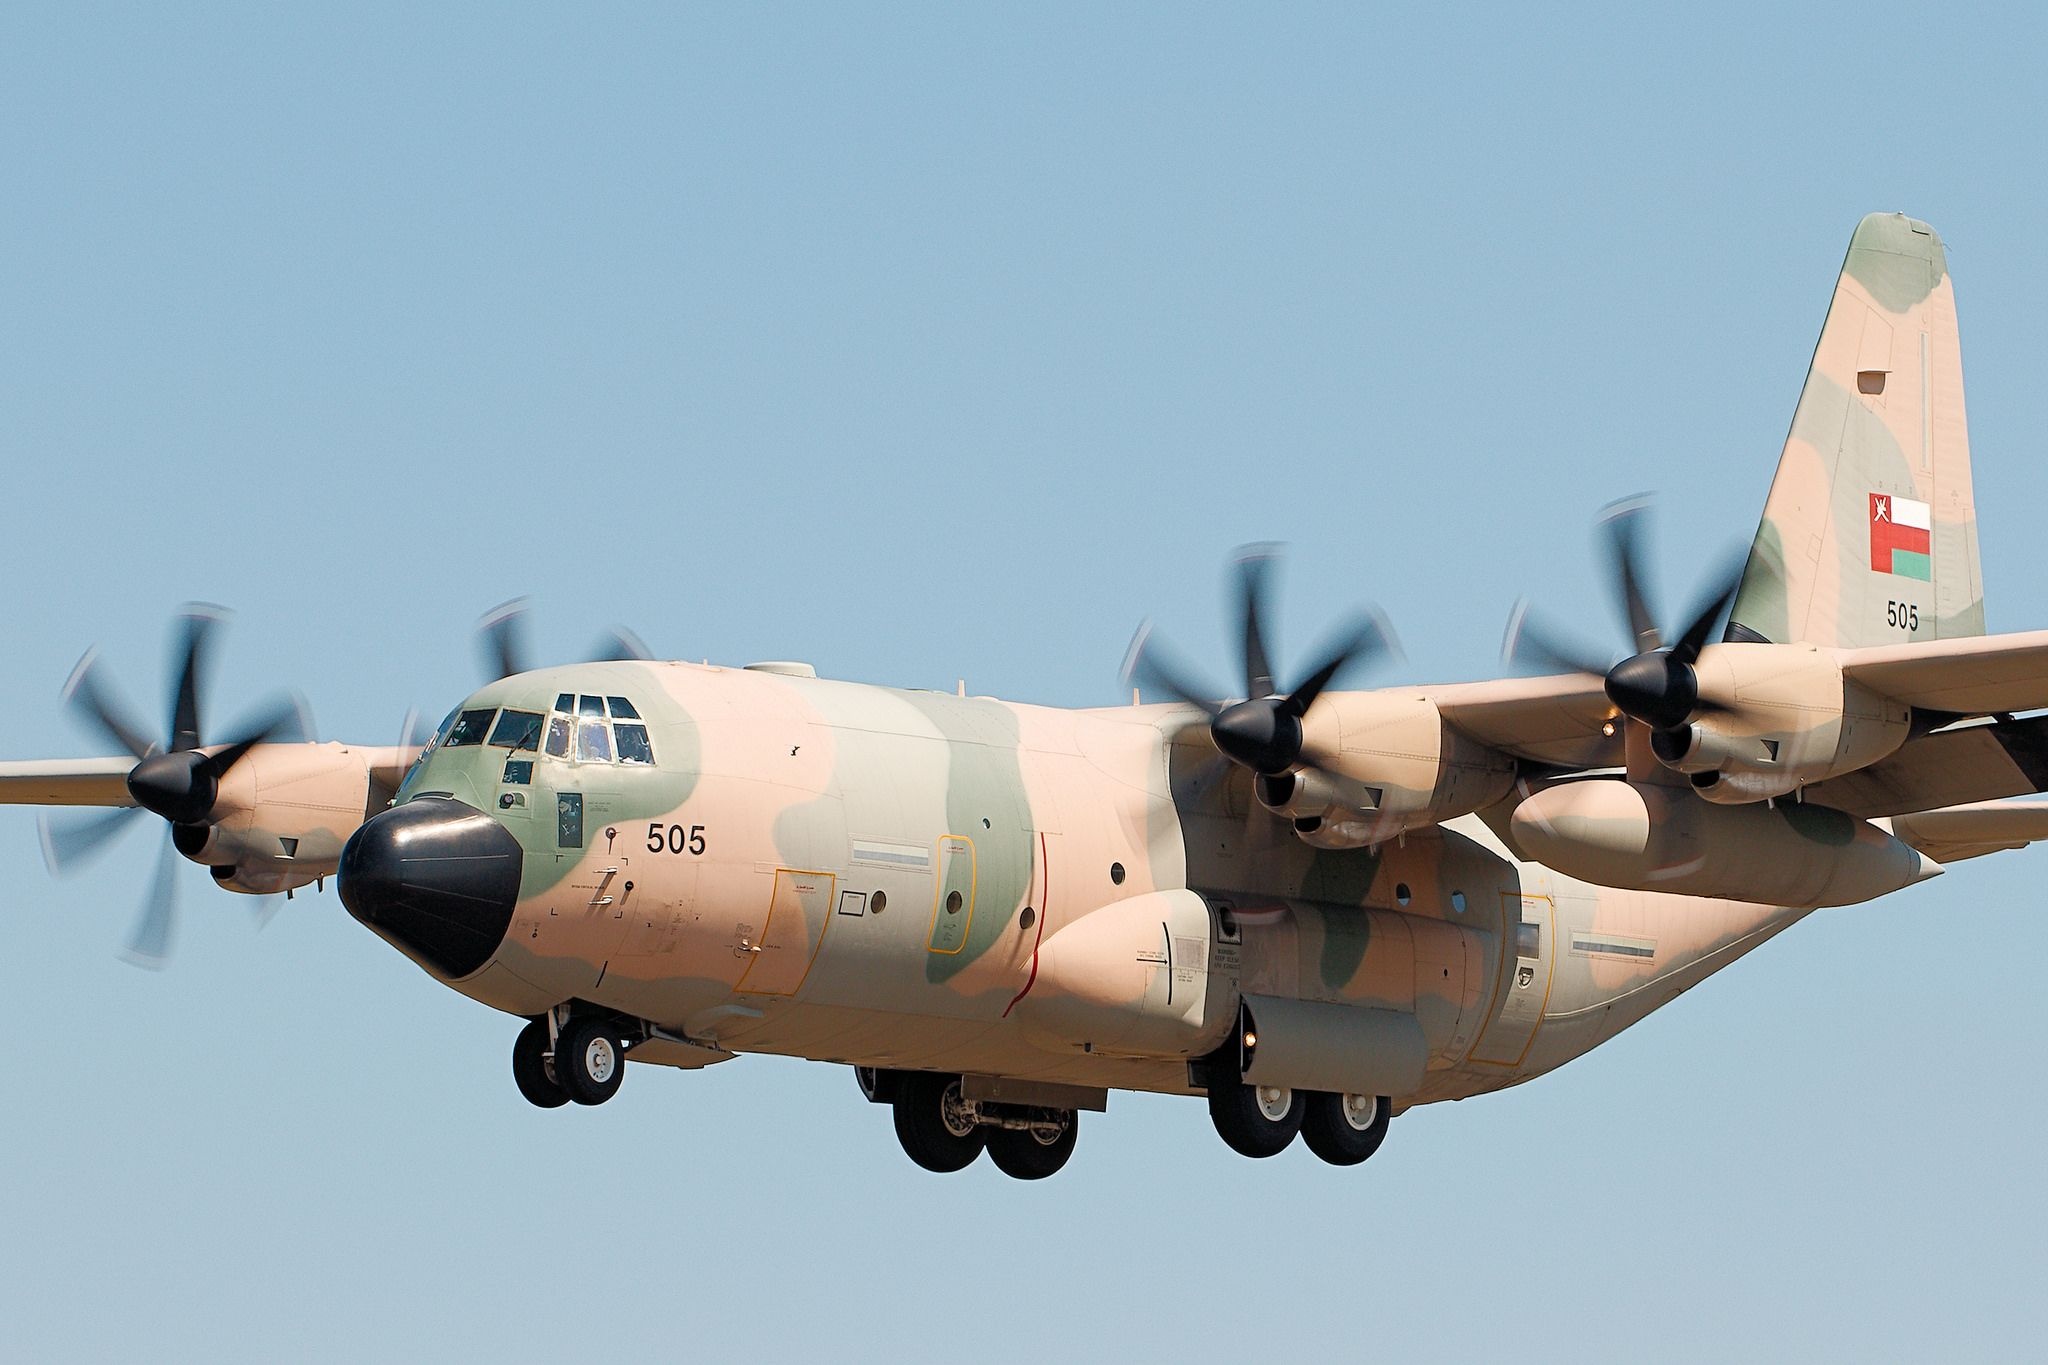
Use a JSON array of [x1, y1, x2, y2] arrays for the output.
[[7, 212, 2046, 1179]]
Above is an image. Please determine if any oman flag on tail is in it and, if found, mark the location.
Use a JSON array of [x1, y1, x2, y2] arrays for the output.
[[1870, 493, 1932, 581]]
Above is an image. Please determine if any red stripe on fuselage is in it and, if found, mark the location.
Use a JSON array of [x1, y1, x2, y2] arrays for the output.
[[1001, 831, 1049, 1018]]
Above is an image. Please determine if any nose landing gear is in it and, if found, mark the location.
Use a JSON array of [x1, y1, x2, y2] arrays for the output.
[[555, 1016, 626, 1105], [509, 1011, 628, 1109], [511, 1018, 568, 1108]]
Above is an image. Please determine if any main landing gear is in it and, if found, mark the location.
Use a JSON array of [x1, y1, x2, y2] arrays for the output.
[[1207, 1080, 1392, 1165], [862, 1069, 1081, 1180], [511, 1013, 629, 1109]]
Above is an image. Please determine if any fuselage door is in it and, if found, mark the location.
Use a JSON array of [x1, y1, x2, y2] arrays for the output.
[[737, 869, 838, 996], [1468, 893, 1555, 1068]]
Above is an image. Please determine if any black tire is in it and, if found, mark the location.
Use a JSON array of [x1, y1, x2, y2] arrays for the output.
[[511, 1018, 569, 1109], [1301, 1092, 1390, 1166], [891, 1073, 985, 1173], [855, 1066, 904, 1104], [556, 1016, 625, 1106], [987, 1113, 1079, 1180], [1208, 1081, 1305, 1158]]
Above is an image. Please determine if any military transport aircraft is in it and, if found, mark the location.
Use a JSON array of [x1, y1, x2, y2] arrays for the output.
[[5, 212, 2045, 1179]]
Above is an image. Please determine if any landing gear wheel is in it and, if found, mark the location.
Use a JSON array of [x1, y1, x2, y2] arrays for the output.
[[511, 1018, 568, 1109], [891, 1073, 985, 1173], [556, 1016, 625, 1106], [1208, 1081, 1305, 1158], [987, 1112, 1079, 1181], [1301, 1092, 1390, 1166]]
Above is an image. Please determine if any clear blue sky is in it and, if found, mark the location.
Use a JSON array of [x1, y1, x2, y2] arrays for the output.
[[3, 3, 2042, 1360]]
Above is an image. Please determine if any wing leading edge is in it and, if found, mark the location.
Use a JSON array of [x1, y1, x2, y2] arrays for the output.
[[0, 758, 138, 807]]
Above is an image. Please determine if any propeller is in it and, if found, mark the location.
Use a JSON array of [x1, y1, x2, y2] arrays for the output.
[[39, 606, 307, 966], [1122, 545, 1399, 778], [1502, 497, 1744, 733], [475, 599, 657, 681]]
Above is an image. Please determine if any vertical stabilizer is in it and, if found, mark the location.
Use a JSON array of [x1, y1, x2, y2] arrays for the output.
[[1726, 213, 1983, 648]]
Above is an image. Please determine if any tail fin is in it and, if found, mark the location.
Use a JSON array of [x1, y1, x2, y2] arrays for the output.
[[1725, 213, 1984, 648]]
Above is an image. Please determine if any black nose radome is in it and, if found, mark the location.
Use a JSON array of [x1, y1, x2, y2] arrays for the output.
[[339, 797, 522, 979]]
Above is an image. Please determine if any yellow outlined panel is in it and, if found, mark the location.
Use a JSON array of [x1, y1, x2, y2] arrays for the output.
[[737, 868, 838, 996], [925, 835, 977, 954]]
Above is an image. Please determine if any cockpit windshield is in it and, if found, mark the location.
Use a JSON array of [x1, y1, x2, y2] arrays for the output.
[[541, 694, 655, 767], [445, 709, 496, 746], [488, 710, 544, 751]]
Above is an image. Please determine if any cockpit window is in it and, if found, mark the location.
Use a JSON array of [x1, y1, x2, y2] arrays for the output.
[[576, 719, 613, 763], [606, 696, 641, 720], [615, 723, 655, 764], [544, 714, 572, 758], [488, 710, 544, 751], [554, 693, 574, 713], [445, 709, 497, 746], [577, 694, 606, 718]]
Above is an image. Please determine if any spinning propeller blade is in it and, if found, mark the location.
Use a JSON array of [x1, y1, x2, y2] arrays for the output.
[[1125, 546, 1398, 782]]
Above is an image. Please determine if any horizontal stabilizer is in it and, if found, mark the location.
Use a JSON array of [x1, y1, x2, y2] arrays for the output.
[[1890, 796, 2048, 863]]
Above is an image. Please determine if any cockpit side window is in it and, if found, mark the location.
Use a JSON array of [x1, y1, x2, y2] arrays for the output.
[[488, 710, 544, 751], [446, 709, 497, 746], [615, 723, 655, 765]]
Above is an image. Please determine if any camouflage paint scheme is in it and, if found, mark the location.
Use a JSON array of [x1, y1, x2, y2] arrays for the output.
[[376, 659, 1831, 1107], [12, 213, 2048, 1151], [1730, 213, 1981, 648]]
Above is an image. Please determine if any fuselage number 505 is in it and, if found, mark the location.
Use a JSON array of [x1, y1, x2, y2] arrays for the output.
[[647, 822, 708, 856]]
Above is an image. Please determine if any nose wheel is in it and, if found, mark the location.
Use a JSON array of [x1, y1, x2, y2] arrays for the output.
[[555, 1016, 626, 1105], [511, 1018, 568, 1108]]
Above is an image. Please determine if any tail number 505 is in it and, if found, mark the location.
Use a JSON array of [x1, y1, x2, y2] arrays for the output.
[[647, 823, 708, 856]]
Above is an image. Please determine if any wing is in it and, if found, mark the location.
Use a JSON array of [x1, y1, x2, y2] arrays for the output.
[[1423, 674, 1620, 769], [1840, 628, 2048, 714], [0, 757, 138, 806], [1891, 795, 2048, 863], [1801, 714, 2048, 818]]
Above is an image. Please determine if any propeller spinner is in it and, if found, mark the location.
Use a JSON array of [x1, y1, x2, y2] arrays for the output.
[[1502, 498, 1743, 734], [41, 607, 306, 965], [1122, 546, 1398, 779]]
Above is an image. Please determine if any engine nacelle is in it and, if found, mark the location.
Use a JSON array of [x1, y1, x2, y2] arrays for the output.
[[185, 741, 413, 884], [1660, 644, 1911, 803], [1014, 889, 1235, 1060], [210, 864, 323, 897], [1508, 778, 1940, 908], [1281, 693, 1517, 846]]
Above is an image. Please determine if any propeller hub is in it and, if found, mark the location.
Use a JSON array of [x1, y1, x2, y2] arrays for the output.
[[126, 751, 218, 826], [1211, 698, 1303, 776], [1603, 650, 1699, 732]]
